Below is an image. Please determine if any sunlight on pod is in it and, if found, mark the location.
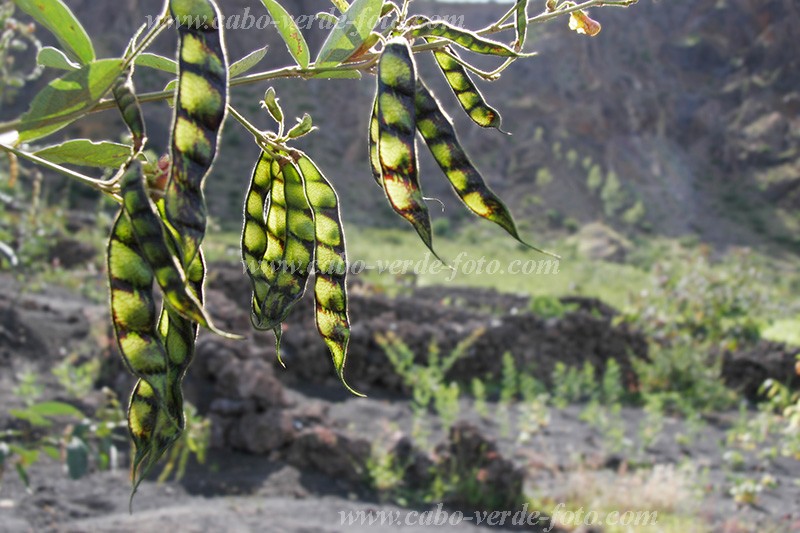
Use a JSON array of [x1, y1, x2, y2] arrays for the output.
[[256, 158, 315, 364], [241, 151, 276, 324], [120, 166, 234, 338], [415, 78, 555, 258], [296, 153, 362, 396], [377, 38, 443, 263], [164, 0, 229, 267], [431, 46, 504, 131], [368, 97, 382, 187], [107, 209, 176, 502], [407, 18, 523, 58]]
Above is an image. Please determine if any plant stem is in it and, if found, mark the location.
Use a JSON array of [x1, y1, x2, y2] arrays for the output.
[[0, 143, 119, 197], [124, 13, 171, 69], [479, 0, 639, 34]]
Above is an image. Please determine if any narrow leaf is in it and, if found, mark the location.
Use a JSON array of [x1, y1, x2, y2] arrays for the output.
[[14, 0, 95, 64], [515, 0, 529, 50], [259, 0, 310, 69], [37, 46, 79, 71], [315, 0, 383, 67], [229, 45, 269, 78], [135, 53, 178, 75], [34, 140, 132, 168], [18, 59, 125, 142]]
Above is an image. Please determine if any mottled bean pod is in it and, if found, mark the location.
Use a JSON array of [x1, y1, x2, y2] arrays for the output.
[[376, 38, 439, 260], [414, 78, 528, 246], [432, 46, 503, 130], [164, 0, 229, 267], [296, 154, 359, 393]]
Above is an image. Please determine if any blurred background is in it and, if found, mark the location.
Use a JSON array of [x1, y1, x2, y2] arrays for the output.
[[1, 1, 799, 531]]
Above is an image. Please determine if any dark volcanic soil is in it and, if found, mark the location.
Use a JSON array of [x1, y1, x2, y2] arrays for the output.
[[1, 269, 800, 532]]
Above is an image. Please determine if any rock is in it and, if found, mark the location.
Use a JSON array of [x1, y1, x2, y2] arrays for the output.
[[48, 236, 97, 269], [573, 223, 633, 263], [286, 426, 370, 483], [436, 422, 525, 510], [388, 435, 436, 491], [230, 408, 295, 454], [721, 341, 800, 400]]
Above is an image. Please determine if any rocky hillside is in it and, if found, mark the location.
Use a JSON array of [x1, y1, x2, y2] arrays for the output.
[[4, 0, 799, 250]]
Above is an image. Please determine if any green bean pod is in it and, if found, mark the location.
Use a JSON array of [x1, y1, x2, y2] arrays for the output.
[[376, 39, 438, 260], [368, 96, 382, 187], [112, 69, 146, 153], [128, 222, 206, 501], [108, 210, 170, 408], [257, 159, 315, 333], [432, 46, 503, 130], [241, 151, 275, 324], [414, 78, 527, 245], [120, 166, 228, 336], [164, 0, 229, 267], [408, 19, 521, 57], [108, 209, 178, 498], [296, 154, 359, 394]]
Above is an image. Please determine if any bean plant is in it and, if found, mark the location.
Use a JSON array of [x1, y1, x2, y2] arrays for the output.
[[0, 0, 639, 501]]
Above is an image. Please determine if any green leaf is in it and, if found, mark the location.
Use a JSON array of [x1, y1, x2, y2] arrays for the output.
[[9, 409, 50, 427], [287, 114, 314, 138], [18, 58, 125, 142], [229, 45, 269, 78], [35, 140, 133, 168], [41, 445, 61, 461], [315, 0, 383, 67], [13, 0, 95, 64], [330, 0, 350, 12], [135, 53, 178, 74], [259, 0, 310, 69], [164, 79, 178, 92], [37, 46, 79, 71], [26, 401, 84, 419]]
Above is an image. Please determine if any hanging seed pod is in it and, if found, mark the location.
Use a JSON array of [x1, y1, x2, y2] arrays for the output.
[[376, 38, 439, 260], [112, 69, 146, 153], [415, 78, 539, 249], [431, 46, 503, 130], [164, 0, 229, 267], [407, 18, 521, 58], [241, 151, 275, 324], [295, 154, 360, 394], [368, 96, 382, 186], [120, 165, 230, 336], [258, 159, 315, 333]]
